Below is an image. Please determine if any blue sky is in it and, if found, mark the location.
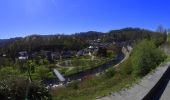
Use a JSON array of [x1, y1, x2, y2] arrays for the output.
[[0, 0, 170, 39]]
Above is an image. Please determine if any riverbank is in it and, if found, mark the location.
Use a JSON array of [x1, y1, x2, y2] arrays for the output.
[[51, 40, 166, 100], [51, 47, 132, 100], [45, 50, 126, 85]]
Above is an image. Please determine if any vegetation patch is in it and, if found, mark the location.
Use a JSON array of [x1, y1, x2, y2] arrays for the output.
[[52, 39, 167, 100], [57, 54, 116, 76]]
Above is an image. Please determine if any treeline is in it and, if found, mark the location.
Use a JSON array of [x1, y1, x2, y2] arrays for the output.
[[0, 35, 88, 59], [107, 28, 166, 44], [0, 37, 22, 47], [0, 28, 167, 59]]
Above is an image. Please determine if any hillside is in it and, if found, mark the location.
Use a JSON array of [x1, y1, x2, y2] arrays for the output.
[[0, 28, 166, 59]]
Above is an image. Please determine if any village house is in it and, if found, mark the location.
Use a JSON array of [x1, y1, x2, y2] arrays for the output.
[[18, 51, 29, 60]]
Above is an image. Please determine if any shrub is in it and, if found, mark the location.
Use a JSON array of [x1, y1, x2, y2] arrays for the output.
[[34, 65, 54, 80], [120, 58, 133, 75], [105, 68, 116, 78], [0, 67, 21, 79], [0, 77, 51, 100], [131, 39, 166, 77], [67, 81, 79, 90]]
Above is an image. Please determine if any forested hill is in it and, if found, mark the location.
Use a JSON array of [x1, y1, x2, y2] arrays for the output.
[[107, 28, 166, 42], [0, 37, 22, 47], [0, 28, 166, 58]]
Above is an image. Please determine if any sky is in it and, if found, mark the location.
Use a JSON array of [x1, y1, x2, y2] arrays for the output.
[[0, 0, 170, 39]]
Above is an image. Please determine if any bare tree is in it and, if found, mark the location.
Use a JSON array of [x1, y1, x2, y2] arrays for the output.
[[156, 25, 167, 42], [167, 28, 170, 35], [157, 25, 166, 33]]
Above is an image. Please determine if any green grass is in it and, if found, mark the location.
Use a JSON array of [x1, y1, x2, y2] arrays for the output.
[[51, 44, 169, 100], [52, 57, 169, 100], [51, 69, 137, 100], [158, 55, 170, 67]]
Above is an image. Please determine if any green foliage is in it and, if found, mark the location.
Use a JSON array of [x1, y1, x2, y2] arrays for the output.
[[107, 52, 116, 58], [39, 59, 49, 65], [0, 28, 165, 59], [97, 47, 107, 57], [57, 56, 114, 76], [120, 58, 133, 75], [0, 35, 89, 58], [0, 28, 167, 100], [0, 58, 14, 68], [131, 39, 166, 77], [108, 28, 166, 43], [0, 77, 51, 100], [52, 73, 136, 100], [0, 67, 20, 78], [27, 82, 52, 100], [34, 65, 54, 80], [52, 39, 167, 99], [105, 68, 116, 78], [67, 81, 80, 90], [167, 34, 170, 43]]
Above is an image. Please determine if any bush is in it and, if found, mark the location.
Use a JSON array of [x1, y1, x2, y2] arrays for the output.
[[0, 77, 51, 100], [105, 68, 116, 78], [120, 58, 133, 75], [34, 65, 54, 80], [0, 67, 21, 79], [67, 81, 79, 90], [131, 39, 166, 77]]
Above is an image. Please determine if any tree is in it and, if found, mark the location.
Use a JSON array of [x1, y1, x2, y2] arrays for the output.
[[157, 25, 165, 33], [97, 47, 107, 57], [156, 25, 167, 42], [35, 65, 54, 80], [0, 67, 20, 79], [0, 77, 51, 100], [168, 28, 170, 34]]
